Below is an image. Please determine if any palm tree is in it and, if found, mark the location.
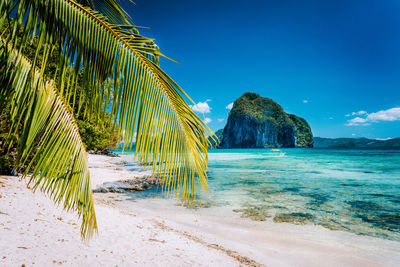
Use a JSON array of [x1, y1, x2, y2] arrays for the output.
[[0, 0, 213, 238]]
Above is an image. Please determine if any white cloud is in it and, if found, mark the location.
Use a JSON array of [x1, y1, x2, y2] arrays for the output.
[[348, 117, 367, 123], [204, 117, 212, 124], [352, 133, 356, 136], [353, 110, 367, 116], [190, 99, 211, 114], [367, 108, 400, 122], [226, 102, 233, 110], [346, 110, 368, 117], [303, 100, 308, 103], [217, 118, 224, 122], [345, 107, 400, 126], [328, 117, 334, 120], [345, 117, 369, 126]]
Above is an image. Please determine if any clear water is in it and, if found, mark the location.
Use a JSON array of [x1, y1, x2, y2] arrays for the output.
[[117, 149, 400, 241]]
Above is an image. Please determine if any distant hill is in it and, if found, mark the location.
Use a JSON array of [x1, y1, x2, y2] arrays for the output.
[[314, 137, 400, 149]]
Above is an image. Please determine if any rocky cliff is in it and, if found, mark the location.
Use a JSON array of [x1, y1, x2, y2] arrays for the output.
[[287, 114, 314, 148], [219, 92, 313, 148]]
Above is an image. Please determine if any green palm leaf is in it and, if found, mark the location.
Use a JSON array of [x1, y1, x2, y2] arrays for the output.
[[4, 0, 213, 200], [0, 39, 97, 238], [77, 0, 135, 25]]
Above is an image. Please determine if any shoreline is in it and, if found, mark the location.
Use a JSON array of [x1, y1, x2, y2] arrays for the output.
[[1, 154, 399, 266], [99, 193, 400, 267]]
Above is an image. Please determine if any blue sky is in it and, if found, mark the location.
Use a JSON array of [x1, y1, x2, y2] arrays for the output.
[[121, 0, 400, 138]]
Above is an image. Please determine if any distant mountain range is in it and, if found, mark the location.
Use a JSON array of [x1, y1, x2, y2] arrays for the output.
[[209, 135, 400, 150], [314, 137, 400, 149]]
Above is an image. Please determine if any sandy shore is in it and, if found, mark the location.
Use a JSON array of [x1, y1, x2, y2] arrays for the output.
[[1, 154, 399, 266], [87, 154, 153, 189]]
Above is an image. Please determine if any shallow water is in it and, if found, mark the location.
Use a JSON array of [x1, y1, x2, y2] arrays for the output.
[[117, 149, 400, 241]]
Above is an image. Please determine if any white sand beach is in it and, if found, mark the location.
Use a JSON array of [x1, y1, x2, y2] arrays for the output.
[[1, 154, 400, 266]]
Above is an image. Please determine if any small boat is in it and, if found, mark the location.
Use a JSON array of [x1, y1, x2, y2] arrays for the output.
[[271, 149, 280, 152]]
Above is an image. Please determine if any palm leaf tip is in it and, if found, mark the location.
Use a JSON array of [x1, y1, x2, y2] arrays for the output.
[[0, 38, 97, 238]]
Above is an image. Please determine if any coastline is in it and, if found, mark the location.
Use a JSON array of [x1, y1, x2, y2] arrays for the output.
[[1, 154, 399, 266]]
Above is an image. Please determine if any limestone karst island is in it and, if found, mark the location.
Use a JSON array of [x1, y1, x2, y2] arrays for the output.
[[214, 92, 313, 148], [1, 0, 399, 266]]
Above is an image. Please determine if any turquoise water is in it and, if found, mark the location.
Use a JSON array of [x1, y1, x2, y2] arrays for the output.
[[121, 149, 400, 241]]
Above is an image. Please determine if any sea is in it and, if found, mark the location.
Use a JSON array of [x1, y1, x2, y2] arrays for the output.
[[115, 149, 400, 241]]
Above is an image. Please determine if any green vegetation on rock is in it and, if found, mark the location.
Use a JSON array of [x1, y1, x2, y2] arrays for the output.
[[288, 114, 314, 147], [230, 93, 288, 123]]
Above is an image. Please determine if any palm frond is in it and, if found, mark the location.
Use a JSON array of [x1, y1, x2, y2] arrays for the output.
[[0, 39, 97, 238], [5, 0, 213, 202], [78, 0, 135, 25]]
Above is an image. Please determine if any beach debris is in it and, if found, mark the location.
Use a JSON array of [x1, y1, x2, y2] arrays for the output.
[[148, 238, 166, 243]]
